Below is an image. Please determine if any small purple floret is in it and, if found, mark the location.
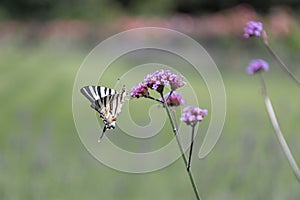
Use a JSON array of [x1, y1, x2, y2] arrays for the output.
[[247, 59, 269, 74], [161, 92, 186, 107], [130, 82, 149, 98], [144, 69, 186, 91], [243, 21, 263, 38], [180, 106, 208, 126]]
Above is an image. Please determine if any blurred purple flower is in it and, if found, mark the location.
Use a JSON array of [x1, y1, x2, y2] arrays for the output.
[[247, 59, 269, 74], [180, 106, 208, 126], [161, 92, 186, 107], [243, 21, 263, 38], [144, 69, 186, 92], [130, 82, 149, 98]]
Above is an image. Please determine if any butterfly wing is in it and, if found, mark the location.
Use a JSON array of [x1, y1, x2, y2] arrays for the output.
[[94, 88, 127, 129], [80, 86, 117, 103], [81, 86, 127, 142], [108, 88, 127, 119]]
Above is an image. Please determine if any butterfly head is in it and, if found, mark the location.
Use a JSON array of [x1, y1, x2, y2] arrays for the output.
[[105, 120, 116, 130], [104, 115, 117, 130]]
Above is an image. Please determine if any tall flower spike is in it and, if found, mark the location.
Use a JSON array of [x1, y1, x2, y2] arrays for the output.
[[243, 21, 263, 38], [247, 59, 269, 75], [181, 106, 208, 126]]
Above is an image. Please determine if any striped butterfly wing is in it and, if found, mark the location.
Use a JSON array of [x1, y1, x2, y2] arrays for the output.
[[94, 88, 127, 130], [80, 86, 127, 141], [80, 85, 117, 111], [80, 86, 117, 103]]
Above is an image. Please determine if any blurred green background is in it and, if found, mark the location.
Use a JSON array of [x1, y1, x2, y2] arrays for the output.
[[1, 0, 300, 199]]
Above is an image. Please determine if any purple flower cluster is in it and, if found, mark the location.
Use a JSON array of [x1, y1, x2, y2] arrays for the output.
[[161, 92, 186, 107], [144, 69, 186, 91], [180, 106, 208, 126], [130, 82, 149, 98], [243, 21, 263, 38], [247, 59, 269, 75]]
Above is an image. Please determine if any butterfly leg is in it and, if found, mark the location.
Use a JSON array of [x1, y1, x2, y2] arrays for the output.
[[98, 127, 106, 142]]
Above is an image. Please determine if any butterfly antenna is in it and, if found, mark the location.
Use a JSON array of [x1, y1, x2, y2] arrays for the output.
[[116, 78, 126, 90], [98, 127, 106, 143]]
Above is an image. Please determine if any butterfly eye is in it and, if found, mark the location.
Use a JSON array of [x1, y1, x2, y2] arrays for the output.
[[112, 118, 116, 121]]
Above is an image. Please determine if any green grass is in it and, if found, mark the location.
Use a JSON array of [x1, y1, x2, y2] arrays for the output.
[[1, 41, 300, 200]]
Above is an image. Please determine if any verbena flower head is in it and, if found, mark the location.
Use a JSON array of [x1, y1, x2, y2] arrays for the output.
[[130, 82, 149, 98], [243, 21, 263, 38], [161, 92, 186, 107], [247, 59, 269, 75], [181, 106, 208, 126], [144, 69, 186, 92]]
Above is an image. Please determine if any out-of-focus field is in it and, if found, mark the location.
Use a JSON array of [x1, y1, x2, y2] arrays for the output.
[[1, 38, 300, 200]]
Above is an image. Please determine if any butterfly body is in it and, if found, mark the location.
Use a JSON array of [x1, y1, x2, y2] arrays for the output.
[[80, 85, 127, 141]]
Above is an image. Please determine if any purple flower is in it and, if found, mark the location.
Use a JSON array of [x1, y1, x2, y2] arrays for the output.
[[243, 21, 263, 38], [144, 69, 186, 92], [180, 106, 208, 126], [161, 92, 186, 107], [247, 59, 269, 74], [130, 82, 149, 98]]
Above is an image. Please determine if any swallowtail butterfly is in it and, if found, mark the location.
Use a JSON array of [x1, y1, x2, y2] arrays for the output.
[[80, 86, 127, 142]]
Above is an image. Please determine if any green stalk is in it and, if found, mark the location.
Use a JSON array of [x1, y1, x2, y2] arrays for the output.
[[262, 38, 300, 86], [145, 95, 163, 103], [187, 125, 195, 171], [171, 107, 179, 132], [259, 74, 300, 182], [160, 93, 201, 200]]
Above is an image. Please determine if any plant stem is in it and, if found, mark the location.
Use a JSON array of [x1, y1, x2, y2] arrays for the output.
[[265, 96, 300, 182], [160, 93, 201, 200], [187, 125, 195, 171], [145, 95, 164, 103], [259, 75, 300, 182], [259, 73, 267, 97], [165, 90, 173, 102], [265, 97, 300, 182], [263, 41, 300, 87], [171, 107, 179, 131]]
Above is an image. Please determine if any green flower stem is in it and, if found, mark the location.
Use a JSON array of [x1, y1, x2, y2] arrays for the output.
[[160, 93, 201, 200], [145, 95, 163, 103], [259, 74, 300, 182], [171, 107, 179, 131], [187, 125, 195, 171], [258, 73, 267, 97], [265, 96, 300, 182], [263, 39, 300, 86], [165, 90, 174, 102]]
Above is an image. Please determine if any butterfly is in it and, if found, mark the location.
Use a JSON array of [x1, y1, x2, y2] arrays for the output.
[[80, 85, 127, 142]]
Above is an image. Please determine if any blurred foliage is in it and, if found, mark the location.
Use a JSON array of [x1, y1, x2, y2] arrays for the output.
[[173, 0, 300, 13], [1, 0, 300, 20], [1, 0, 300, 199], [0, 41, 300, 199]]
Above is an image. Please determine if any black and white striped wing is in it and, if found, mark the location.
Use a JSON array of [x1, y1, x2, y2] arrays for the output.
[[80, 86, 127, 141], [80, 86, 117, 103], [108, 89, 127, 118], [94, 89, 127, 121]]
